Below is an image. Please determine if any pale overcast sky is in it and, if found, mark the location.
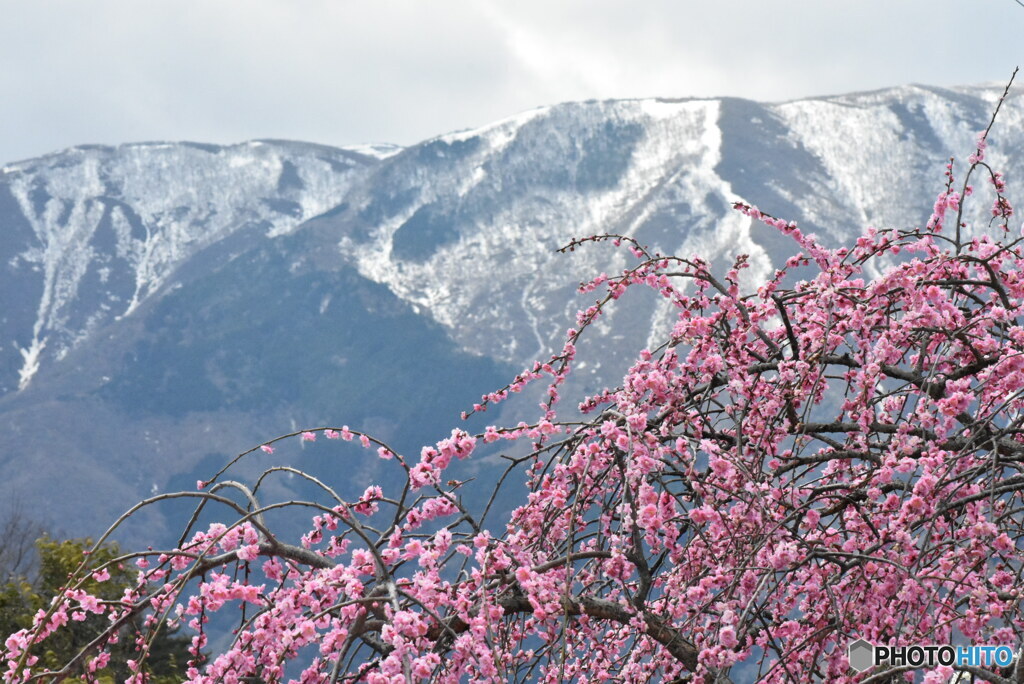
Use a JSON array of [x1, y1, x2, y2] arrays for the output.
[[1, 1, 1022, 163]]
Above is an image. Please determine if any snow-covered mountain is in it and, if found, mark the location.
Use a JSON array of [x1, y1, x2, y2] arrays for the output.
[[2, 83, 1020, 540], [0, 140, 377, 394]]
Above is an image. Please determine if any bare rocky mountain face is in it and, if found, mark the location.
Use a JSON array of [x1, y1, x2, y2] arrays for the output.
[[1, 84, 1019, 541]]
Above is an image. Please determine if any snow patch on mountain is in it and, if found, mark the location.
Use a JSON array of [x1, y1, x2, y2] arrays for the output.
[[341, 143, 404, 160], [438, 105, 550, 146], [2, 140, 375, 390], [348, 98, 771, 367], [774, 85, 1009, 235], [17, 337, 45, 391]]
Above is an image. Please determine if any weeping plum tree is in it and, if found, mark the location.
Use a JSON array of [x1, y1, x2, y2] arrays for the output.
[[6, 79, 1024, 683]]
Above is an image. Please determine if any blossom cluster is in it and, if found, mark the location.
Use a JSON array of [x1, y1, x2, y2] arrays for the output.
[[6, 84, 1024, 683]]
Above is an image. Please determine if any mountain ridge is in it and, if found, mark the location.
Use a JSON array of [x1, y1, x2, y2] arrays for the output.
[[2, 82, 1021, 540]]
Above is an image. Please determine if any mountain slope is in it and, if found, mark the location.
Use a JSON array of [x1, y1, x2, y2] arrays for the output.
[[1, 83, 1020, 540], [0, 140, 375, 395]]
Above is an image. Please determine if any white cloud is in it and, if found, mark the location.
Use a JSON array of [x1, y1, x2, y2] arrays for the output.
[[1, 0, 1021, 163]]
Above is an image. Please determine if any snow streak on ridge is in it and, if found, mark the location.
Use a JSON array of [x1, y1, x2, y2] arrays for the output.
[[3, 140, 374, 390]]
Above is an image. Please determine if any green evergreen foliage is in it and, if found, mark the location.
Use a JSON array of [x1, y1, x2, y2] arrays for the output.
[[1, 536, 192, 682]]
